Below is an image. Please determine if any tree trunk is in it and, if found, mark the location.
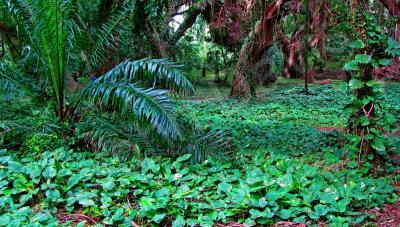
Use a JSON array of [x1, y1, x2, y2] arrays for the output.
[[379, 0, 400, 16], [303, 0, 310, 95], [231, 0, 291, 96], [277, 27, 304, 78], [215, 66, 220, 81], [148, 5, 206, 59]]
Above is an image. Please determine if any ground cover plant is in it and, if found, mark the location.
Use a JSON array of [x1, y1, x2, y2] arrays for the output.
[[1, 0, 400, 226], [0, 148, 397, 226]]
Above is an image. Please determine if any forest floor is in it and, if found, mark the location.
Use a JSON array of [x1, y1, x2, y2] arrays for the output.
[[1, 76, 400, 226], [178, 77, 400, 226]]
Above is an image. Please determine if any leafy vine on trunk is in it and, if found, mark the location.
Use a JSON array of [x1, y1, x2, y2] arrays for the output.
[[344, 13, 399, 164]]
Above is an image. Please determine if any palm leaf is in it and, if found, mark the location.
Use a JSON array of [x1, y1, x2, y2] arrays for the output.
[[84, 81, 181, 139], [99, 59, 194, 93], [79, 114, 159, 160], [83, 2, 134, 74]]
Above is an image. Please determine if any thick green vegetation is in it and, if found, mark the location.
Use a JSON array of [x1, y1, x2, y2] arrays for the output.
[[0, 147, 397, 226], [179, 82, 400, 156], [1, 0, 400, 226], [1, 81, 399, 226]]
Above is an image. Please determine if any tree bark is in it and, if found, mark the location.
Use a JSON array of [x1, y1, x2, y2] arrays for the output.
[[277, 27, 303, 78], [379, 0, 400, 16], [168, 6, 205, 46], [231, 0, 291, 96], [148, 4, 206, 58]]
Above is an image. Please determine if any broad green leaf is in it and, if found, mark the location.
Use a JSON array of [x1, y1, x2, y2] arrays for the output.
[[45, 189, 60, 201], [348, 40, 365, 48], [0, 214, 10, 226], [371, 139, 385, 152], [42, 166, 57, 179], [112, 208, 124, 221], [8, 161, 25, 173], [349, 79, 364, 89], [314, 204, 330, 216], [277, 174, 293, 188], [378, 59, 392, 66], [79, 198, 95, 207], [217, 182, 233, 193], [102, 178, 116, 191], [249, 209, 264, 219], [151, 213, 166, 223], [355, 54, 372, 64], [365, 80, 381, 87], [278, 209, 292, 219], [67, 174, 82, 188], [176, 154, 191, 163], [141, 158, 160, 173], [172, 216, 186, 227], [140, 197, 156, 211], [343, 61, 359, 71]]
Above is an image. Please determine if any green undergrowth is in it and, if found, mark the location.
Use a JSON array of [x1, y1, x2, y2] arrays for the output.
[[0, 148, 397, 226], [178, 85, 349, 155], [178, 83, 400, 155]]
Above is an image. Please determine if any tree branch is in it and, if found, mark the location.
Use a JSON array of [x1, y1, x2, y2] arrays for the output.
[[168, 5, 206, 46]]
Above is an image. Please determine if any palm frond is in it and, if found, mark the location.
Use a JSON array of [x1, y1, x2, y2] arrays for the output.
[[0, 60, 38, 99], [99, 59, 194, 93], [78, 111, 233, 162], [79, 114, 158, 160], [84, 2, 135, 74], [1, 0, 32, 34], [173, 128, 234, 162], [84, 81, 181, 139]]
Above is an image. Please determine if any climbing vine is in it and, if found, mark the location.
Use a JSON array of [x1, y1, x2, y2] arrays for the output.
[[344, 14, 399, 163]]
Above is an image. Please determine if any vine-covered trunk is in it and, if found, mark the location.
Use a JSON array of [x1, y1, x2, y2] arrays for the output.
[[344, 11, 399, 163], [349, 66, 376, 155]]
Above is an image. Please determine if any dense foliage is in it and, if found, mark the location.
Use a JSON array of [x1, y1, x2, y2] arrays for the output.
[[0, 148, 397, 226], [1, 0, 400, 226], [179, 83, 400, 155]]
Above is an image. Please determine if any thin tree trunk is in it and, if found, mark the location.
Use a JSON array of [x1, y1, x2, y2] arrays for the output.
[[303, 0, 310, 94]]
